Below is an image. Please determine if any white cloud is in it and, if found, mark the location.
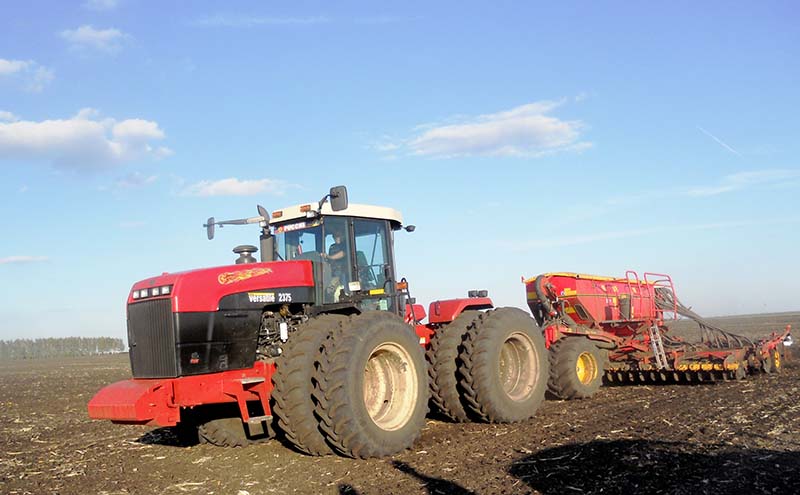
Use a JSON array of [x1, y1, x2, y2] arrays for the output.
[[183, 178, 290, 197], [0, 58, 54, 92], [383, 100, 591, 159], [574, 92, 589, 103], [83, 0, 120, 11], [115, 171, 158, 188], [0, 59, 30, 75], [599, 169, 800, 204], [373, 142, 400, 152], [0, 256, 49, 265], [0, 111, 18, 122], [0, 108, 172, 172], [28, 65, 54, 92], [685, 169, 800, 197], [113, 119, 165, 142], [60, 25, 128, 53], [190, 15, 330, 28]]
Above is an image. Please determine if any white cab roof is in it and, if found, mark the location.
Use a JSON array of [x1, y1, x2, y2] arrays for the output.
[[270, 202, 404, 226]]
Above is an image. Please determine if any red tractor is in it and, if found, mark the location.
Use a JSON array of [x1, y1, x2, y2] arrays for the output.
[[89, 186, 549, 458]]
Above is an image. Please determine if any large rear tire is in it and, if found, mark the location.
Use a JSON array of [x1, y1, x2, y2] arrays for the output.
[[426, 310, 480, 422], [548, 337, 605, 399], [272, 314, 346, 455], [458, 307, 548, 423], [315, 311, 429, 458]]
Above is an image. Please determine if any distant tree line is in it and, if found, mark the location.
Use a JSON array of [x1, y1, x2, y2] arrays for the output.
[[0, 337, 125, 360]]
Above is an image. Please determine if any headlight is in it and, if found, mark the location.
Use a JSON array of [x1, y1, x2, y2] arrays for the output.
[[131, 285, 172, 300]]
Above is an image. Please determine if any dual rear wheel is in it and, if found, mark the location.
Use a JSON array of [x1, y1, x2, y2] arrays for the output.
[[313, 312, 428, 458], [276, 307, 549, 457], [196, 312, 427, 458], [198, 307, 551, 457], [427, 307, 549, 423]]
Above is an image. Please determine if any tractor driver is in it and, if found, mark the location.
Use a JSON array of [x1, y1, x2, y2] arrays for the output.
[[324, 229, 346, 268], [321, 227, 348, 299]]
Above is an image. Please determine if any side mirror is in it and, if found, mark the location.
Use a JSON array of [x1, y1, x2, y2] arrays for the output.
[[205, 217, 215, 240], [257, 205, 269, 223], [329, 185, 348, 211]]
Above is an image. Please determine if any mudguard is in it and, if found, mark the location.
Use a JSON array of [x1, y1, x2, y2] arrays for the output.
[[427, 297, 493, 324]]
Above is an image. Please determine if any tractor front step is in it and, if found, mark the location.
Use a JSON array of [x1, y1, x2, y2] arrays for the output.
[[246, 415, 272, 425]]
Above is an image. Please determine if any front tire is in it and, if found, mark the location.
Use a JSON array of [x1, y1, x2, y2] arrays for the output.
[[194, 404, 274, 448], [315, 312, 429, 458], [198, 417, 249, 447], [458, 307, 548, 423]]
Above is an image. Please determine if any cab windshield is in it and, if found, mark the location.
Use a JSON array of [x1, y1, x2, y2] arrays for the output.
[[272, 215, 394, 309], [273, 217, 351, 303]]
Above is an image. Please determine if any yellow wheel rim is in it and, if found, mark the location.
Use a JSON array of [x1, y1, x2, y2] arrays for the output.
[[575, 351, 598, 384], [774, 350, 781, 370]]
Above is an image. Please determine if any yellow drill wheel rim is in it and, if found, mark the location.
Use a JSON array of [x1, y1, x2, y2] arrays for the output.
[[575, 351, 598, 384]]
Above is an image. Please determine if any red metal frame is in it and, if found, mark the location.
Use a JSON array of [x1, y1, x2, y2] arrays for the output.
[[88, 361, 275, 427]]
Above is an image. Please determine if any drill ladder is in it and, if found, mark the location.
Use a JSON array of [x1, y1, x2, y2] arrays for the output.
[[649, 325, 669, 370]]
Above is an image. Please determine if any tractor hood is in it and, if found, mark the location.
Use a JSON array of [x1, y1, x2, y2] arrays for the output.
[[127, 260, 315, 313]]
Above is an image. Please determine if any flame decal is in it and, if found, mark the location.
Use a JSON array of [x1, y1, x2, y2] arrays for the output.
[[217, 267, 273, 285]]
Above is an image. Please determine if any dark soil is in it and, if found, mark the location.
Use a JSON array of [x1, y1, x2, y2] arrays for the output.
[[1, 313, 798, 494]]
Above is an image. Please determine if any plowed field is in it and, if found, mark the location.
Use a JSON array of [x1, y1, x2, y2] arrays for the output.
[[1, 313, 798, 494]]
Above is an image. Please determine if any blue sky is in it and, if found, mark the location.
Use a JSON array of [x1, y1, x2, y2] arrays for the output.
[[1, 0, 798, 341]]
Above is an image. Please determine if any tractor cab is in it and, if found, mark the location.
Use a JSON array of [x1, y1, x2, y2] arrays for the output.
[[204, 186, 412, 316], [269, 202, 404, 312]]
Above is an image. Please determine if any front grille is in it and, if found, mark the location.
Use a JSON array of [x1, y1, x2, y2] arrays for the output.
[[128, 299, 178, 378]]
